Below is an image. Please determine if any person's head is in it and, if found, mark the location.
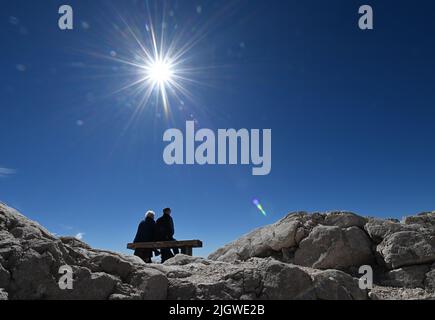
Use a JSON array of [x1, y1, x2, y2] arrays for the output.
[[145, 210, 155, 220], [163, 208, 171, 216]]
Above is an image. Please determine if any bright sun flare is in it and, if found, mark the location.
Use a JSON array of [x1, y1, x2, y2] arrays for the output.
[[103, 11, 202, 118], [148, 59, 174, 84]]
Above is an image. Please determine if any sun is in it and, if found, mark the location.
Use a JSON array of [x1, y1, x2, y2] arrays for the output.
[[99, 9, 205, 119], [147, 58, 174, 85]]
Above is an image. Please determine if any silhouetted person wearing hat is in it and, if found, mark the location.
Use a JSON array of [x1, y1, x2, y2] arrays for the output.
[[133, 211, 158, 263], [156, 208, 179, 262]]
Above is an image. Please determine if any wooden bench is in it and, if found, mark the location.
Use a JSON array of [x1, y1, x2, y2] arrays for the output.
[[127, 240, 203, 256]]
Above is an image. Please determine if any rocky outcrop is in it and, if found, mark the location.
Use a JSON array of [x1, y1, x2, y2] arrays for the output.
[[209, 210, 435, 297], [208, 212, 307, 262], [159, 256, 367, 300], [209, 211, 375, 267], [0, 203, 167, 300], [1, 202, 434, 300]]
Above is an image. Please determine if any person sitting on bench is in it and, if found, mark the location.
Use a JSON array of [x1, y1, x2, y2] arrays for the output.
[[156, 207, 180, 263], [133, 210, 159, 263]]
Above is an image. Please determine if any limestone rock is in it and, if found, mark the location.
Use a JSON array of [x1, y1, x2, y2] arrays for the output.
[[208, 212, 309, 262], [381, 265, 430, 288], [294, 226, 374, 269], [2, 201, 435, 300], [377, 231, 435, 269], [129, 268, 168, 299], [0, 202, 168, 300], [59, 236, 92, 249], [260, 260, 315, 299], [364, 219, 410, 243], [311, 269, 367, 300], [403, 212, 435, 230], [323, 211, 367, 228]]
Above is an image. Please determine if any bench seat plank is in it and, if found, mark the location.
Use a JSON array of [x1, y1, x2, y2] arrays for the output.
[[127, 240, 203, 250]]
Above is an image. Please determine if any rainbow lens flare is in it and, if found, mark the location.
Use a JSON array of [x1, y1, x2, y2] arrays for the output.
[[252, 198, 267, 216]]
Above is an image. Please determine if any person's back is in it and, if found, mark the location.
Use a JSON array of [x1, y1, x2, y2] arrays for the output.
[[155, 212, 174, 241], [133, 211, 156, 263], [134, 218, 155, 243], [156, 208, 179, 262]]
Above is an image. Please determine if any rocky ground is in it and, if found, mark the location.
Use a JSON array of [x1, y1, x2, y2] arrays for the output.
[[0, 202, 434, 300]]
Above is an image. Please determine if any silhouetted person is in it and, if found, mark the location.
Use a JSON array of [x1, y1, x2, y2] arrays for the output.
[[133, 211, 157, 263], [156, 208, 179, 262]]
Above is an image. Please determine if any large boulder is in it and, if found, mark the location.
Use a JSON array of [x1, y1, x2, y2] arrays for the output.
[[364, 219, 408, 243], [55, 267, 121, 300], [208, 212, 310, 262], [129, 268, 168, 299], [208, 211, 370, 263], [89, 253, 134, 280], [365, 213, 434, 241], [259, 260, 315, 300], [294, 225, 374, 270], [323, 212, 367, 228], [311, 269, 367, 300], [377, 231, 435, 269], [380, 265, 430, 288]]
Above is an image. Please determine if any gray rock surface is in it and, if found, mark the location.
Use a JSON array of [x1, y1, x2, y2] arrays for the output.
[[424, 265, 435, 290], [1, 202, 435, 300], [208, 212, 309, 262], [403, 212, 435, 230], [311, 269, 368, 300], [377, 231, 435, 269], [323, 211, 367, 228], [381, 265, 430, 288], [0, 203, 167, 300], [0, 288, 8, 300], [294, 225, 374, 269]]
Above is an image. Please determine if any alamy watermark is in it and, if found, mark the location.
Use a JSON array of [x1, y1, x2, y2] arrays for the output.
[[358, 265, 373, 290], [58, 5, 73, 30], [163, 121, 272, 176], [58, 4, 374, 31], [58, 265, 73, 290], [358, 5, 374, 30]]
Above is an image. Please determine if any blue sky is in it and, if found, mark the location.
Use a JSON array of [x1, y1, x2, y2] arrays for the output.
[[1, 0, 435, 256]]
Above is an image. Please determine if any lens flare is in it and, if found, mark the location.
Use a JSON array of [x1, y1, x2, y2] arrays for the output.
[[252, 198, 267, 216], [81, 2, 245, 130], [147, 59, 174, 84], [89, 5, 205, 121]]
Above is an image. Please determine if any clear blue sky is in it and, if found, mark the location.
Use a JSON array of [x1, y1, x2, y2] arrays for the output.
[[1, 0, 435, 256]]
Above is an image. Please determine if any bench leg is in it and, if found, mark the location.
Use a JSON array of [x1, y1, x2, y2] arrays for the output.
[[185, 247, 193, 256], [181, 247, 187, 255]]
